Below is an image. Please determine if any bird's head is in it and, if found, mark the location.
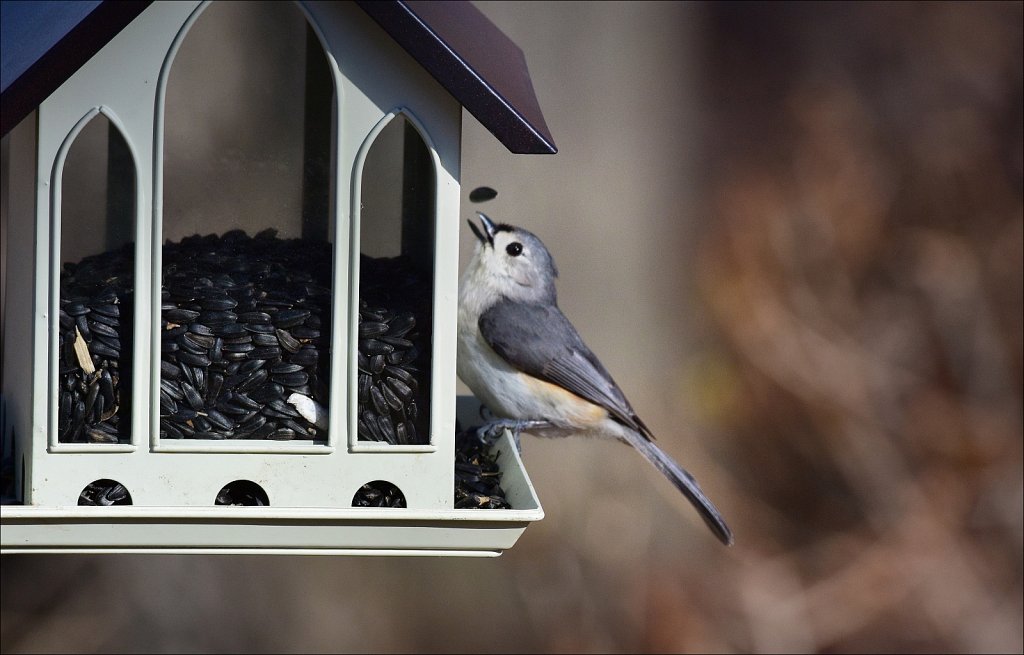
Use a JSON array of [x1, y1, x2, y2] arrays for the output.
[[466, 212, 559, 304]]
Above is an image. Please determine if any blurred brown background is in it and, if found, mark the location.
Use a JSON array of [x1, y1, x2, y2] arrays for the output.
[[2, 1, 1022, 652]]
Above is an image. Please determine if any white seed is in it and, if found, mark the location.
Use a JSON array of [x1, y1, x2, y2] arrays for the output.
[[286, 393, 328, 429], [73, 327, 96, 374]]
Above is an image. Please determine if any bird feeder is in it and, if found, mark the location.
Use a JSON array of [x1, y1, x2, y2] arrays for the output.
[[0, 0, 555, 555]]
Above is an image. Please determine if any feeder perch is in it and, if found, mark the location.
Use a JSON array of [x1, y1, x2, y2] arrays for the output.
[[0, 0, 555, 555]]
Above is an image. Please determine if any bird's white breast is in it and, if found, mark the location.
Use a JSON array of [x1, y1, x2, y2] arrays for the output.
[[457, 276, 611, 433]]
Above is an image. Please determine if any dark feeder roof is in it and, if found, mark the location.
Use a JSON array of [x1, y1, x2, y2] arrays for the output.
[[0, 0, 557, 154]]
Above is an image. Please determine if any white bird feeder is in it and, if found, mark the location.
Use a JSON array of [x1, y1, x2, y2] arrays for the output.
[[0, 0, 555, 555]]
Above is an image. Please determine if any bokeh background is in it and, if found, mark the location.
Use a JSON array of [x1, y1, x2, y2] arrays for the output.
[[2, 1, 1022, 652]]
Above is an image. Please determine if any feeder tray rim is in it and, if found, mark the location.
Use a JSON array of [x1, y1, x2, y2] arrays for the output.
[[2, 548, 511, 558], [0, 505, 544, 523]]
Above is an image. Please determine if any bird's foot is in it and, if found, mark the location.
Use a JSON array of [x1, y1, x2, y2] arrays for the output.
[[474, 419, 553, 453]]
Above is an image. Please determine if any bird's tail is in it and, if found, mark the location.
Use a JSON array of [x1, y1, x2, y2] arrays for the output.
[[620, 428, 734, 546]]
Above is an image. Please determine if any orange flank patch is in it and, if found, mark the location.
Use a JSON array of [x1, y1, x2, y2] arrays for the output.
[[520, 375, 608, 427]]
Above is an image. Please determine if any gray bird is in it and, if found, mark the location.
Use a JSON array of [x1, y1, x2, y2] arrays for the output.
[[457, 212, 734, 545]]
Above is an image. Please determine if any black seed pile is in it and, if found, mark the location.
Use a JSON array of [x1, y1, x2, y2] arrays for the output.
[[58, 242, 135, 444], [357, 255, 432, 445], [57, 230, 432, 445], [159, 229, 333, 441], [348, 426, 512, 509], [454, 424, 512, 509]]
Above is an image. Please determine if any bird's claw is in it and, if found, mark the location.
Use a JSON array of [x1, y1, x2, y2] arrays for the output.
[[473, 419, 553, 453], [472, 422, 506, 447]]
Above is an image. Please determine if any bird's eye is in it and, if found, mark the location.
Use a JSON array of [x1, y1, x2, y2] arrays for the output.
[[506, 242, 523, 257]]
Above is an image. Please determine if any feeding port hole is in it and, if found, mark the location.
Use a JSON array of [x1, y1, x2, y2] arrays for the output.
[[352, 480, 406, 508], [78, 479, 132, 506], [215, 480, 270, 506]]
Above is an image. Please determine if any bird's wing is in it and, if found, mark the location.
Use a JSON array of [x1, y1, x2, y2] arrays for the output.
[[479, 299, 653, 438]]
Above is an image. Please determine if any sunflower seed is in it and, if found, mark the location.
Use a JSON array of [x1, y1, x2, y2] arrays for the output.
[[282, 418, 311, 435], [89, 340, 120, 360], [359, 321, 388, 338], [210, 337, 224, 362], [275, 328, 301, 353], [385, 377, 413, 402], [384, 365, 418, 390], [205, 373, 224, 407], [164, 325, 188, 339], [160, 392, 178, 415], [90, 311, 119, 327], [247, 346, 282, 360], [291, 348, 319, 367], [237, 368, 269, 393], [251, 332, 278, 347], [217, 322, 248, 337], [379, 335, 413, 349], [161, 360, 182, 379], [206, 409, 234, 431], [165, 308, 200, 323], [177, 334, 207, 355], [65, 301, 89, 316], [249, 383, 284, 403], [370, 385, 389, 416], [90, 321, 119, 338], [238, 311, 272, 324], [189, 322, 215, 336], [181, 332, 215, 349], [172, 407, 198, 422], [162, 422, 184, 439], [178, 351, 212, 367], [86, 428, 118, 443], [238, 414, 267, 432], [272, 371, 308, 387], [360, 339, 393, 355], [199, 310, 237, 327], [273, 309, 310, 328], [358, 373, 372, 403], [387, 313, 416, 337], [93, 333, 122, 352], [201, 296, 237, 311], [181, 382, 204, 411], [161, 378, 184, 401], [291, 327, 320, 339], [195, 430, 228, 439], [380, 382, 404, 413], [266, 398, 301, 418]]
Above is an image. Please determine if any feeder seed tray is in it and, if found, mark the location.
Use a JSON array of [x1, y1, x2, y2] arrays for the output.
[[1, 398, 544, 556]]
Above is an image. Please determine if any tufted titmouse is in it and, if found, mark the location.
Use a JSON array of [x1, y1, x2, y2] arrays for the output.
[[457, 213, 734, 545]]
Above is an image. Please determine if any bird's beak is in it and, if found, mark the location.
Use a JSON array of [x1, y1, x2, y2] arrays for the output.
[[468, 212, 497, 247]]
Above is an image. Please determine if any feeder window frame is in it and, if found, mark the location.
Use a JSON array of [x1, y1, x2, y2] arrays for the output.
[[148, 1, 342, 456], [48, 106, 144, 455], [348, 108, 441, 455]]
